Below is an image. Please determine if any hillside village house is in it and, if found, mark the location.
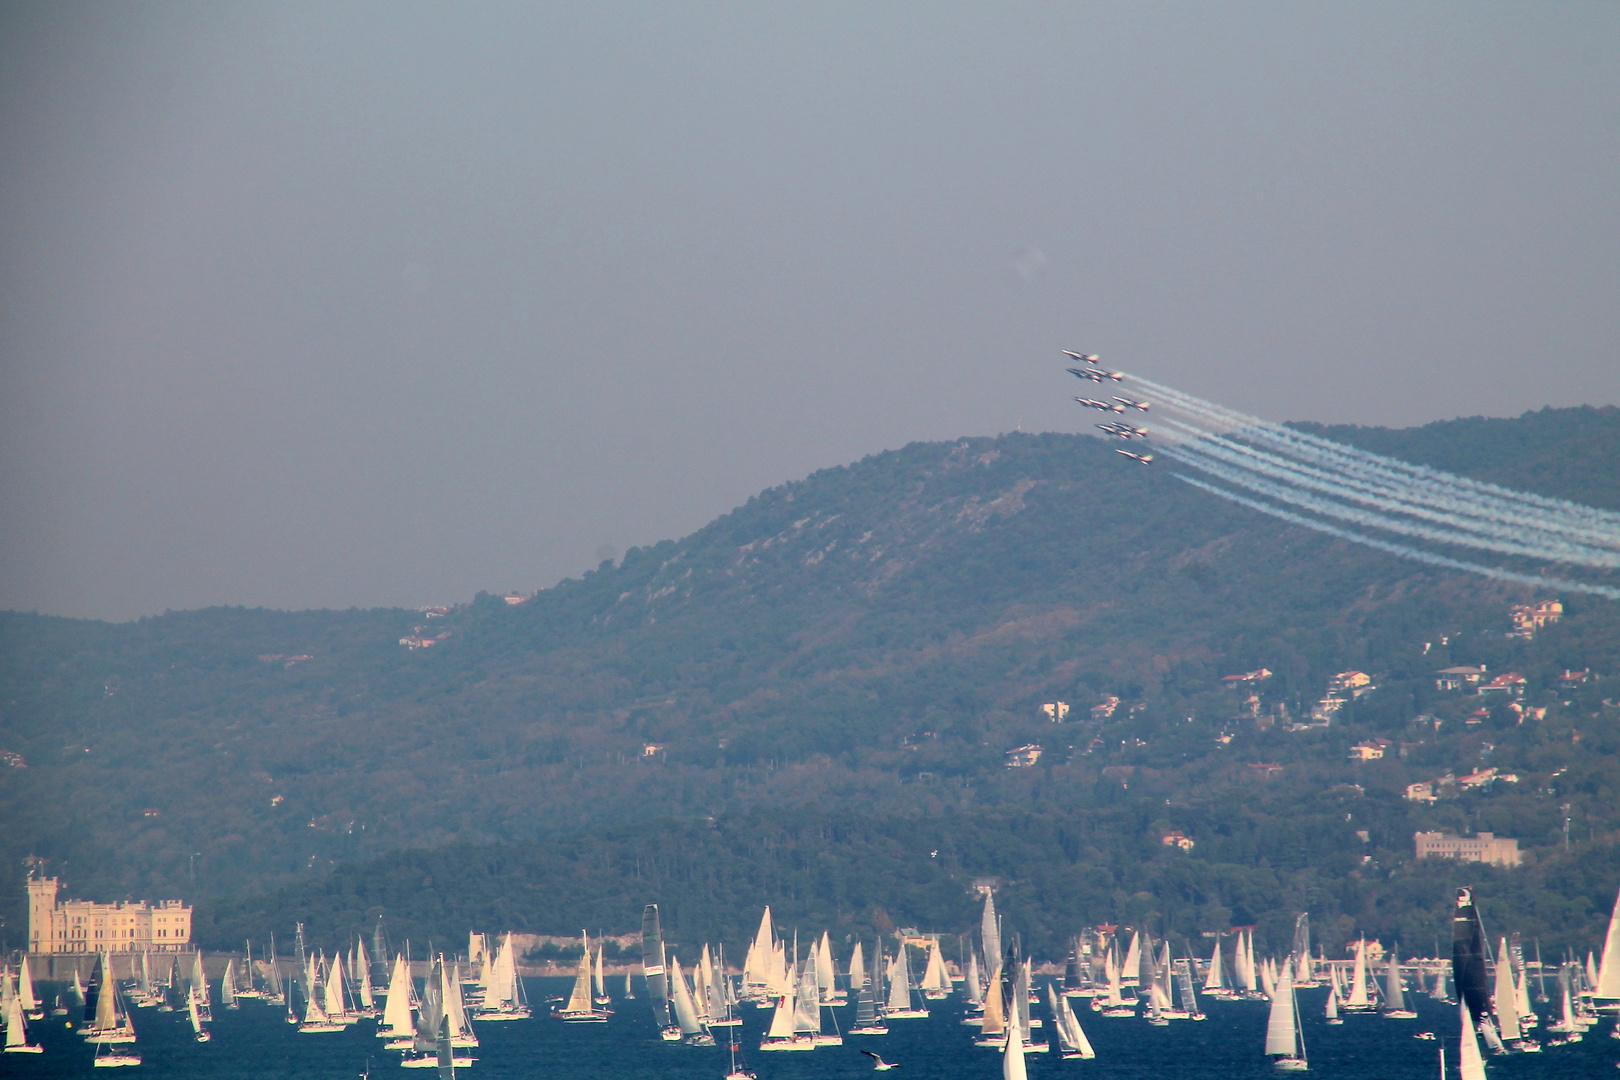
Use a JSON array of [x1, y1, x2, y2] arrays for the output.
[[1434, 665, 1487, 691], [1478, 672, 1527, 697], [1509, 600, 1562, 639], [1413, 830, 1523, 868], [27, 874, 192, 954]]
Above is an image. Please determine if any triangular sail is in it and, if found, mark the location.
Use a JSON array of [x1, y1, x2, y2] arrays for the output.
[[744, 908, 775, 993], [1346, 940, 1370, 1007], [1493, 938, 1520, 1040], [567, 934, 595, 1013], [886, 948, 912, 1013], [965, 950, 983, 1006], [1002, 1003, 1027, 1080], [1122, 933, 1142, 986], [95, 954, 118, 1031], [1264, 968, 1298, 1057], [382, 953, 413, 1033], [1204, 939, 1225, 990], [669, 955, 703, 1036], [981, 892, 1001, 971], [1457, 1001, 1486, 1080], [765, 982, 795, 1039], [922, 940, 950, 993], [1386, 950, 1404, 1010], [855, 945, 879, 1027], [981, 963, 1006, 1035], [641, 905, 672, 1028], [1596, 886, 1620, 999]]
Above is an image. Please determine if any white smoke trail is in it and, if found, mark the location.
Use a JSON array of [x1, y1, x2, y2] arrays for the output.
[[1161, 441, 1620, 569], [1155, 417, 1620, 567], [1134, 374, 1620, 535], [1173, 473, 1620, 601]]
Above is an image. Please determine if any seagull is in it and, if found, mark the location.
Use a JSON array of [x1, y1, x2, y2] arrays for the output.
[[861, 1050, 900, 1070]]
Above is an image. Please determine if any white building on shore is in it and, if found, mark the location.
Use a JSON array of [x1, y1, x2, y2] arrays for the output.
[[27, 873, 192, 954]]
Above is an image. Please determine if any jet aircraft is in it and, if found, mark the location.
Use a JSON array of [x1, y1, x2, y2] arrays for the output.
[[1067, 367, 1107, 382], [1115, 449, 1153, 465], [1062, 350, 1101, 364], [1112, 396, 1149, 411], [1093, 369, 1124, 382], [1074, 396, 1125, 412], [1097, 422, 1147, 438]]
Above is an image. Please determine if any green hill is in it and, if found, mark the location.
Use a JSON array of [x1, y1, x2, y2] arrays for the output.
[[3, 408, 1618, 959]]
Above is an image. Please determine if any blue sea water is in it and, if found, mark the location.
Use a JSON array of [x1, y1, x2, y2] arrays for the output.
[[4, 979, 1613, 1080]]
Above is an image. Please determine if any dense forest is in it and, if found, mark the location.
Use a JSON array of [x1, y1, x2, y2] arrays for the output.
[[3, 406, 1618, 960]]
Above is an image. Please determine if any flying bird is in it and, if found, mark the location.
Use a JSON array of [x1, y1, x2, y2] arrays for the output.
[[861, 1051, 900, 1070]]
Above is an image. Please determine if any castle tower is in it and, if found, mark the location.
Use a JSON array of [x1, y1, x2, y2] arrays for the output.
[[27, 874, 60, 953]]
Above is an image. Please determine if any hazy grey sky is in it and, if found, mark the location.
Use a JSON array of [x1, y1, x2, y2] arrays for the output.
[[2, 2, 1616, 620]]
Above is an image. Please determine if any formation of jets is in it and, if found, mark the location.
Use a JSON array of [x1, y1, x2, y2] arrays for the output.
[[1063, 350, 1153, 463]]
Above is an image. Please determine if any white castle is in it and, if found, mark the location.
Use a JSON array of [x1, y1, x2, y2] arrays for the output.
[[27, 872, 192, 954]]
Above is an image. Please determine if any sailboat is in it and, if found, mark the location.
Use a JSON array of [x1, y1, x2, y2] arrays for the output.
[[1047, 983, 1094, 1059], [16, 959, 42, 1020], [1264, 966, 1307, 1071], [1176, 956, 1206, 1020], [725, 1005, 758, 1080], [705, 947, 739, 1027], [4, 984, 43, 1054], [741, 908, 778, 1005], [474, 933, 531, 1020], [973, 963, 1008, 1047], [1344, 940, 1374, 1011], [87, 964, 141, 1067], [1204, 937, 1231, 999], [623, 972, 635, 1000], [558, 932, 609, 1022], [642, 906, 681, 1040], [919, 939, 951, 1000], [758, 978, 814, 1051], [299, 966, 345, 1034], [1324, 982, 1343, 1024], [1594, 885, 1620, 1013], [849, 942, 888, 1036], [1457, 1000, 1487, 1080], [1100, 947, 1134, 1017], [83, 955, 137, 1043], [221, 959, 239, 1010], [401, 959, 476, 1070], [671, 953, 716, 1046], [380, 953, 418, 1044], [1003, 1002, 1028, 1080], [190, 952, 213, 1023], [188, 983, 212, 1042], [884, 945, 928, 1019], [961, 948, 985, 1022], [1383, 948, 1417, 1019]]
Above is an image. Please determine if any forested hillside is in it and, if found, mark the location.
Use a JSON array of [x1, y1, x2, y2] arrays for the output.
[[3, 407, 1618, 959]]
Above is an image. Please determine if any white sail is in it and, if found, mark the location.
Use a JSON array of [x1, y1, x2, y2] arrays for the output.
[[324, 955, 349, 1018], [381, 954, 414, 1034], [765, 982, 795, 1039], [354, 938, 374, 1009], [1244, 932, 1259, 992], [593, 946, 607, 1000], [848, 943, 866, 993], [1264, 968, 1298, 1058], [7, 990, 38, 1051], [1346, 941, 1370, 1007], [1457, 1001, 1486, 1080], [16, 959, 38, 1017], [566, 934, 595, 1013], [1325, 983, 1339, 1020], [1596, 886, 1620, 1000], [886, 949, 912, 1013], [1493, 939, 1520, 1041], [921, 939, 950, 994], [1204, 938, 1225, 990], [744, 909, 775, 991], [187, 985, 206, 1035], [964, 950, 983, 1007], [1122, 933, 1142, 986], [1002, 1004, 1027, 1080], [981, 891, 1001, 970], [670, 955, 703, 1036], [1050, 983, 1094, 1058], [814, 933, 837, 1001]]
